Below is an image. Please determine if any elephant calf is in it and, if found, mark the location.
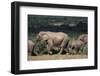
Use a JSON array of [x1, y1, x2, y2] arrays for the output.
[[68, 34, 88, 55], [68, 39, 84, 54], [78, 34, 88, 54]]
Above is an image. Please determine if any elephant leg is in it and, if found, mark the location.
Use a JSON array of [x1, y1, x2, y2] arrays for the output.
[[31, 45, 40, 56], [66, 44, 71, 55], [64, 42, 70, 55], [47, 39, 53, 55], [58, 47, 63, 54], [64, 48, 69, 55], [76, 48, 80, 54], [58, 38, 68, 54], [46, 45, 53, 55]]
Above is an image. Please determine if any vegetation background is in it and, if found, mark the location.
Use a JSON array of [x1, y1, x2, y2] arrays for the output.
[[28, 15, 88, 42]]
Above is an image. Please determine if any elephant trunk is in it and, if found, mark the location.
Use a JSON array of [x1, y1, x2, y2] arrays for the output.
[[31, 39, 39, 56]]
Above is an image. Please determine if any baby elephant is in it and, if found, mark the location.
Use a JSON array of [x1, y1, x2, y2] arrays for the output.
[[78, 34, 88, 54], [28, 40, 35, 53], [68, 39, 83, 54]]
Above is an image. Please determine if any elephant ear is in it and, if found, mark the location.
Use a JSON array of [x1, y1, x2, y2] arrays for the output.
[[42, 34, 49, 41]]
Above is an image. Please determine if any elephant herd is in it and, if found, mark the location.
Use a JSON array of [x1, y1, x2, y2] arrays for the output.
[[28, 31, 88, 56]]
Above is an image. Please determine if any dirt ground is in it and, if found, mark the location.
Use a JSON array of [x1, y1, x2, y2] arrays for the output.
[[28, 53, 88, 61]]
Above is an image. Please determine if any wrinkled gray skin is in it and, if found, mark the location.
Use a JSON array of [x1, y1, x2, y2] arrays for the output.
[[28, 40, 35, 53], [68, 39, 84, 54], [78, 34, 88, 45], [36, 31, 70, 55]]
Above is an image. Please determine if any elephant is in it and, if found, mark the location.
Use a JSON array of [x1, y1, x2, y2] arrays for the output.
[[78, 34, 88, 45], [67, 39, 84, 54], [35, 31, 70, 55], [77, 34, 88, 54], [28, 40, 35, 53]]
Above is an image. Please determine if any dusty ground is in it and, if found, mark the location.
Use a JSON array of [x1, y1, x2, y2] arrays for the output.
[[28, 53, 88, 61]]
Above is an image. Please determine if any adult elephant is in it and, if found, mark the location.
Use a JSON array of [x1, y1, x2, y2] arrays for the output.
[[35, 31, 70, 55]]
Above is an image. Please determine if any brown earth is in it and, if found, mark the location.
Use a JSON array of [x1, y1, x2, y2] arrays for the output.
[[28, 54, 88, 61]]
